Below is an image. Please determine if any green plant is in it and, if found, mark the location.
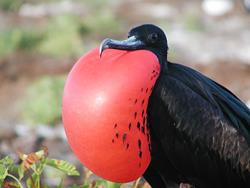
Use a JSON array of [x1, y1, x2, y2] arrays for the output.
[[0, 147, 149, 188], [82, 12, 123, 37], [0, 0, 23, 11], [16, 30, 45, 51], [0, 28, 44, 57], [0, 1, 124, 58], [38, 15, 85, 58], [22, 75, 66, 125], [83, 0, 114, 10], [70, 179, 122, 188], [0, 147, 79, 188]]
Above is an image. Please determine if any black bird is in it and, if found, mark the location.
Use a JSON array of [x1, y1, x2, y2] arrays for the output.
[[99, 24, 250, 188]]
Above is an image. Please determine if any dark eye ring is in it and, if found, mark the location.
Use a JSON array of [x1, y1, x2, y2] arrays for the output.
[[148, 33, 158, 43]]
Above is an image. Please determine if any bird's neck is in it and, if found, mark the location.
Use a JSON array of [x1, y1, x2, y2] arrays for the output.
[[157, 53, 168, 72]]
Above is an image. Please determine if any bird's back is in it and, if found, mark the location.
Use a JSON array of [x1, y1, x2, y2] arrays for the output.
[[145, 62, 250, 188]]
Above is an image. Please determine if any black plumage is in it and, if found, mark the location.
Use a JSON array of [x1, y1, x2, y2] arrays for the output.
[[100, 24, 250, 188]]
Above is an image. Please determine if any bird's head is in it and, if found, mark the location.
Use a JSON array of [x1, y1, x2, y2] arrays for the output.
[[100, 24, 168, 65]]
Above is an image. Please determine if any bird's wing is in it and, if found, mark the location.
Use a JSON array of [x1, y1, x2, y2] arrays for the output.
[[166, 63, 250, 141], [150, 62, 250, 175]]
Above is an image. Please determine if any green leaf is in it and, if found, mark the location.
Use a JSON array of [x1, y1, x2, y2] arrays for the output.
[[22, 76, 66, 125], [0, 164, 8, 180], [95, 180, 122, 188], [0, 179, 3, 187], [0, 157, 13, 182], [69, 185, 88, 188], [26, 173, 39, 188], [106, 181, 121, 188], [0, 156, 14, 166], [35, 148, 48, 159], [8, 164, 19, 175], [17, 164, 25, 180], [95, 179, 108, 187], [57, 178, 64, 188], [45, 158, 80, 176]]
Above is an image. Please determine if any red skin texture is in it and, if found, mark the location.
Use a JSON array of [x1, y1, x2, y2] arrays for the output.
[[62, 48, 160, 182]]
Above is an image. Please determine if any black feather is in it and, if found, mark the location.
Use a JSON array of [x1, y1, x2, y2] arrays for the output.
[[99, 24, 250, 188], [147, 62, 250, 187]]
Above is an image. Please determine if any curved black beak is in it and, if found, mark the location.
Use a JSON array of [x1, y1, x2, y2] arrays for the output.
[[99, 36, 146, 57]]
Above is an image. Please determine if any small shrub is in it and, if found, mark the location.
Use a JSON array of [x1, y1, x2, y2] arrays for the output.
[[38, 15, 85, 58], [0, 0, 23, 12], [0, 147, 79, 188], [83, 12, 123, 37], [16, 30, 44, 51], [78, 23, 91, 38], [0, 28, 44, 57], [22, 75, 66, 125], [0, 147, 147, 188]]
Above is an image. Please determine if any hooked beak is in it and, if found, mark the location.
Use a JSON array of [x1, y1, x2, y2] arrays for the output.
[[99, 36, 146, 57]]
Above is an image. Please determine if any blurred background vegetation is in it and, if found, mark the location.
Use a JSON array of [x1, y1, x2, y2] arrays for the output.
[[0, 0, 250, 187]]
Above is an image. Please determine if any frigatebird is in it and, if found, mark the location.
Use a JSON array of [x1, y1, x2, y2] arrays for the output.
[[99, 24, 250, 188]]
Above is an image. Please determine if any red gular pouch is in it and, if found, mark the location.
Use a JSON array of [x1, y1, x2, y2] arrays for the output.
[[62, 48, 160, 182]]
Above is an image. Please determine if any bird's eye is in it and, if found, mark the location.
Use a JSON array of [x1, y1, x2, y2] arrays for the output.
[[148, 33, 158, 43]]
